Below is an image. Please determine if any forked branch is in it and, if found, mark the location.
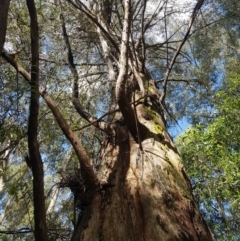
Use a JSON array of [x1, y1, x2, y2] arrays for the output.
[[60, 10, 113, 134], [66, 0, 119, 53], [115, 0, 138, 139]]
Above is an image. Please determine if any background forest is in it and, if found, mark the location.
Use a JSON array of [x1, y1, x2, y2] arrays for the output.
[[0, 0, 240, 240]]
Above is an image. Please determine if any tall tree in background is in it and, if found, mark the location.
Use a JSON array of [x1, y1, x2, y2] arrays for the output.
[[177, 66, 240, 240], [0, 0, 218, 240], [174, 0, 240, 238]]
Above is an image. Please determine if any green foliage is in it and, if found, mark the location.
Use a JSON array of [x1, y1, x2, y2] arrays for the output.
[[1, 0, 240, 239], [176, 71, 240, 240]]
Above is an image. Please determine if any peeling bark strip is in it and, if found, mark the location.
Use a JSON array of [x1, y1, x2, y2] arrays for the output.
[[0, 0, 11, 53], [26, 0, 48, 240]]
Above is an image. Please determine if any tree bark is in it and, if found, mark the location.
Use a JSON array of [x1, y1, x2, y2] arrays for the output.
[[26, 0, 48, 240], [0, 0, 10, 53], [71, 80, 215, 241], [62, 1, 215, 240], [1, 0, 215, 240]]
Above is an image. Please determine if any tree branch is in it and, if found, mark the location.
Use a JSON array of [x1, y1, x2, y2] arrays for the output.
[[135, 0, 165, 50], [115, 0, 139, 139], [140, 0, 147, 73], [1, 52, 99, 188], [65, 0, 119, 53], [159, 0, 205, 103], [156, 78, 198, 84], [70, 95, 114, 134], [60, 11, 79, 98], [59, 8, 113, 134]]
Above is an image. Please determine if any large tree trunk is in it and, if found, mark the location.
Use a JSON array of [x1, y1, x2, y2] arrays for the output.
[[64, 0, 214, 240], [1, 0, 215, 239], [71, 79, 214, 241], [0, 0, 11, 53]]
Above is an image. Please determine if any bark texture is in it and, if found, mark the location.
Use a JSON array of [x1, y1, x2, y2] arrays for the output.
[[1, 0, 215, 240], [71, 79, 214, 241]]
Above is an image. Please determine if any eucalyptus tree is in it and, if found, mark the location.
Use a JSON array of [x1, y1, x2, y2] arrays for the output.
[[0, 0, 217, 240]]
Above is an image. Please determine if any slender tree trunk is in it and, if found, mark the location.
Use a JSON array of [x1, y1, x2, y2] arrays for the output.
[[26, 0, 48, 240], [0, 0, 11, 53], [47, 187, 60, 215]]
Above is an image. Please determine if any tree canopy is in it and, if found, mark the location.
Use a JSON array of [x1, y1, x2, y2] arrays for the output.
[[0, 0, 239, 240]]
